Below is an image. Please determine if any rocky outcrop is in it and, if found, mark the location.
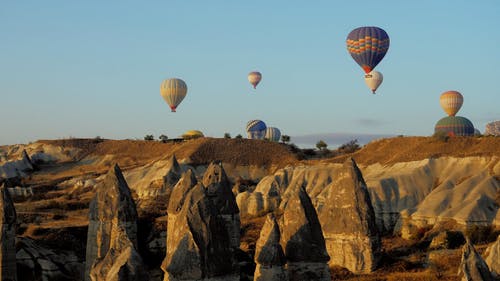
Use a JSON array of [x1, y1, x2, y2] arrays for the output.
[[236, 175, 282, 217], [316, 158, 381, 274], [163, 155, 182, 190], [17, 237, 82, 281], [253, 213, 287, 281], [0, 149, 34, 184], [161, 184, 237, 281], [280, 185, 330, 280], [457, 240, 494, 281], [202, 162, 240, 251], [485, 121, 500, 136], [167, 169, 198, 214], [85, 164, 148, 281], [484, 234, 500, 278], [0, 184, 17, 281]]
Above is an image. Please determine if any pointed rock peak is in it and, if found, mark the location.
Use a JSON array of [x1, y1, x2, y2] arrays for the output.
[[344, 157, 365, 183], [0, 183, 16, 224], [167, 154, 181, 173], [458, 239, 494, 281], [168, 169, 198, 213], [202, 161, 229, 187], [281, 186, 329, 263], [485, 234, 500, 277], [255, 213, 286, 266], [21, 149, 33, 164]]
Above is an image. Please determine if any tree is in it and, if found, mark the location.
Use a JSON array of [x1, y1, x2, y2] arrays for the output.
[[159, 134, 168, 143], [224, 133, 231, 139], [338, 139, 360, 153], [235, 134, 243, 139], [316, 140, 328, 151], [144, 135, 154, 141], [281, 135, 291, 144]]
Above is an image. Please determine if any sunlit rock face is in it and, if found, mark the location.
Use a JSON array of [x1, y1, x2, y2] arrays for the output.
[[484, 234, 500, 278], [457, 239, 494, 281], [85, 164, 148, 281], [316, 158, 381, 273]]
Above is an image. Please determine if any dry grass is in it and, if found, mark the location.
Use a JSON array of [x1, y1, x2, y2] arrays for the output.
[[324, 136, 500, 165]]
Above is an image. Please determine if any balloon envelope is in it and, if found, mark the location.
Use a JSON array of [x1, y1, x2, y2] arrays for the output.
[[248, 71, 262, 89], [160, 78, 187, 112], [364, 71, 383, 94], [435, 116, 474, 136], [347, 27, 390, 73], [182, 130, 204, 139], [246, 120, 267, 139], [265, 127, 281, 142], [440, 91, 463, 116]]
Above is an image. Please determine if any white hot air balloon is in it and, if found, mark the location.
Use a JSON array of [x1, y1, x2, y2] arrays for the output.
[[364, 71, 383, 94], [160, 78, 187, 112]]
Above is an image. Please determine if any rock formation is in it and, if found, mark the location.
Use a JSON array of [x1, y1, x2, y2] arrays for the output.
[[0, 149, 35, 185], [161, 184, 237, 281], [202, 162, 240, 251], [316, 158, 381, 273], [484, 234, 500, 278], [85, 164, 148, 281], [485, 121, 500, 136], [17, 237, 82, 281], [168, 169, 198, 214], [457, 239, 494, 281], [163, 154, 183, 191], [0, 183, 17, 281], [253, 213, 287, 281], [280, 185, 330, 281]]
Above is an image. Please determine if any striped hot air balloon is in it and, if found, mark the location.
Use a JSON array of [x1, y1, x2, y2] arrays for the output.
[[265, 127, 281, 142], [364, 70, 383, 94], [248, 71, 262, 89], [347, 27, 390, 74], [434, 116, 474, 136], [160, 78, 187, 112], [440, 91, 463, 116], [246, 120, 266, 139]]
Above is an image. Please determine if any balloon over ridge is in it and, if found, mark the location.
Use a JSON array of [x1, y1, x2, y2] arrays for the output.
[[248, 71, 262, 89], [265, 127, 281, 142], [440, 90, 463, 116], [160, 78, 187, 112], [364, 71, 383, 94], [434, 116, 474, 136], [347, 26, 390, 74], [246, 120, 266, 139]]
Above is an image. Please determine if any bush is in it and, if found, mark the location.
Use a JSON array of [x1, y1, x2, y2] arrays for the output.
[[144, 135, 154, 141], [235, 134, 243, 139], [159, 134, 168, 143], [338, 139, 360, 154], [316, 140, 328, 150], [224, 133, 231, 139]]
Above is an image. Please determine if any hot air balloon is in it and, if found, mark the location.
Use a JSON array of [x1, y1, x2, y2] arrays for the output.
[[347, 27, 390, 74], [182, 130, 204, 140], [248, 71, 262, 89], [440, 91, 463, 116], [265, 127, 281, 142], [246, 120, 266, 139], [434, 116, 474, 136], [160, 78, 187, 112], [364, 70, 383, 94]]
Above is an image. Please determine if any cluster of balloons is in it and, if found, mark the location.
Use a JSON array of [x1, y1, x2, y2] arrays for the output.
[[434, 91, 475, 136], [347, 26, 390, 94], [246, 120, 281, 142]]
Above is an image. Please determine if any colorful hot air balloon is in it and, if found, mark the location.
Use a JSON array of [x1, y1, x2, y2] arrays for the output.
[[364, 70, 383, 94], [246, 120, 266, 139], [265, 127, 281, 142], [160, 78, 187, 112], [434, 116, 474, 136], [440, 91, 463, 116], [347, 27, 390, 74], [248, 71, 262, 89], [182, 130, 204, 140]]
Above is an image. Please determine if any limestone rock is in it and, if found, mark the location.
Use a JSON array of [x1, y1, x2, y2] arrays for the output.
[[167, 169, 198, 214], [280, 185, 330, 280], [17, 237, 82, 281], [457, 240, 494, 281], [484, 234, 500, 278], [316, 158, 381, 274], [163, 155, 182, 189], [202, 162, 240, 251], [85, 164, 146, 281], [162, 184, 237, 281], [253, 214, 287, 281], [0, 149, 35, 182], [485, 121, 500, 136], [1, 184, 17, 281]]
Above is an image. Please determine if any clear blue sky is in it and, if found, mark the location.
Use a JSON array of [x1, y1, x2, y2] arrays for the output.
[[1, 1, 499, 145]]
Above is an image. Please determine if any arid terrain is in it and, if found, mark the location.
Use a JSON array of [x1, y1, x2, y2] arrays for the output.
[[1, 136, 499, 280]]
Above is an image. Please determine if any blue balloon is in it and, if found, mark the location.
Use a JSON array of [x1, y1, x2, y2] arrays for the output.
[[347, 27, 390, 73]]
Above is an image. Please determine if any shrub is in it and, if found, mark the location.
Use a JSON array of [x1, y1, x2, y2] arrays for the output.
[[338, 139, 360, 154], [159, 134, 168, 143], [235, 134, 243, 139], [224, 133, 231, 139], [144, 135, 154, 141]]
